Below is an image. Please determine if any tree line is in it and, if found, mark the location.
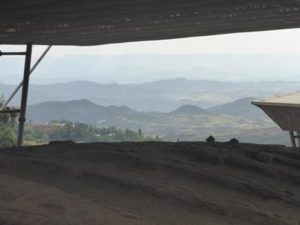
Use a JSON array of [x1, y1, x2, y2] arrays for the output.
[[0, 98, 18, 148], [0, 97, 160, 147], [25, 121, 160, 145]]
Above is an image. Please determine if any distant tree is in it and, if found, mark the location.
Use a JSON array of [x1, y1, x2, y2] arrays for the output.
[[0, 96, 18, 148], [0, 128, 16, 148], [138, 129, 144, 141]]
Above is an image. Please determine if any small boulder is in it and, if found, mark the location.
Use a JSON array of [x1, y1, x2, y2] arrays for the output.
[[228, 138, 239, 145], [206, 135, 215, 144]]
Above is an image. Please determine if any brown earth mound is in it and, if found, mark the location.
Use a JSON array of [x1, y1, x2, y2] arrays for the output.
[[0, 142, 299, 225]]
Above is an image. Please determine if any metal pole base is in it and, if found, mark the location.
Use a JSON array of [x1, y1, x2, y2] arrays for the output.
[[289, 130, 300, 148]]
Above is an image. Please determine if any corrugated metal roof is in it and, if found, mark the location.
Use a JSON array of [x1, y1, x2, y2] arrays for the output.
[[1, 0, 300, 46]]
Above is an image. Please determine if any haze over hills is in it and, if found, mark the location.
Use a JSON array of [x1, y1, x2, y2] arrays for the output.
[[25, 98, 289, 145], [1, 78, 300, 112], [1, 78, 297, 145], [25, 98, 271, 125], [2, 54, 300, 84]]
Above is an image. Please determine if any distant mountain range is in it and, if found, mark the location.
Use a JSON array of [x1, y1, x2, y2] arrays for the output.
[[25, 97, 291, 145], [0, 78, 296, 144], [26, 98, 275, 142], [2, 54, 300, 84], [27, 97, 265, 123], [1, 79, 300, 112], [27, 100, 136, 124]]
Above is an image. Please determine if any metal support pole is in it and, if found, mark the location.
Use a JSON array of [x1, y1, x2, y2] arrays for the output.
[[289, 131, 297, 148], [17, 44, 33, 146], [0, 45, 52, 110]]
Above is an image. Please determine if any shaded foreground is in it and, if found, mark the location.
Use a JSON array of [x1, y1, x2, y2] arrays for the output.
[[0, 142, 299, 225]]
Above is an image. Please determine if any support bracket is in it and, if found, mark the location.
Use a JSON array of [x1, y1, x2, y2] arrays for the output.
[[0, 50, 27, 56]]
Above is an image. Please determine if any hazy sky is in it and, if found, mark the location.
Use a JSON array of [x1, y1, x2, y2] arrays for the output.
[[1, 28, 300, 84], [2, 28, 300, 56]]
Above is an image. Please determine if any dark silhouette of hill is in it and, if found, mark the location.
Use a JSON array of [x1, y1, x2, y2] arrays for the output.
[[27, 100, 137, 124], [169, 105, 208, 115]]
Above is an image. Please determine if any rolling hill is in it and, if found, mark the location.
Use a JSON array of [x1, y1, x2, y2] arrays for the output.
[[169, 105, 208, 115], [27, 99, 137, 124], [2, 79, 300, 112], [26, 99, 279, 144], [27, 97, 268, 125], [207, 97, 267, 120]]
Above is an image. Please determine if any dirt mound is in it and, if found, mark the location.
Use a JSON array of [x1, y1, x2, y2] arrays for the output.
[[0, 142, 299, 225]]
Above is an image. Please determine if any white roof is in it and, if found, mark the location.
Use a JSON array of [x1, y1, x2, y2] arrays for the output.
[[252, 91, 300, 108]]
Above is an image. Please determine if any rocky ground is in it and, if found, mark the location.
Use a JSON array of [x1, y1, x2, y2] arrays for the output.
[[0, 141, 299, 225]]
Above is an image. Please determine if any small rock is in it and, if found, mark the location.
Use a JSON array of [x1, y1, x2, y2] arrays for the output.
[[206, 136, 215, 143], [228, 138, 239, 145]]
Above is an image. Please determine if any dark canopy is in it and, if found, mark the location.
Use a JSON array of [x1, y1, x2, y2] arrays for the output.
[[1, 0, 300, 46]]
